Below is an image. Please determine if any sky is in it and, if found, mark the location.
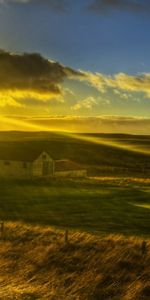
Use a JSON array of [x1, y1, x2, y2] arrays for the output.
[[0, 0, 150, 133]]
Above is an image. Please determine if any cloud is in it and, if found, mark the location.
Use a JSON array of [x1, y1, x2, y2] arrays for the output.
[[88, 0, 150, 14], [81, 70, 150, 98], [0, 0, 68, 12], [79, 70, 106, 93], [72, 95, 110, 111], [21, 115, 150, 135], [63, 87, 75, 97], [0, 49, 82, 106], [0, 94, 24, 107], [113, 89, 129, 99], [1, 0, 150, 15], [1, 49, 150, 109], [106, 73, 150, 97], [2, 115, 150, 135], [72, 96, 97, 111], [113, 88, 141, 101]]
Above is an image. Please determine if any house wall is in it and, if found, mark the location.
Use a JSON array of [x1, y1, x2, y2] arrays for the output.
[[0, 160, 32, 179], [32, 152, 54, 177], [54, 170, 87, 178]]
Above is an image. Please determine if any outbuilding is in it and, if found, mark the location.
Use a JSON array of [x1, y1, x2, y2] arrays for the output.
[[0, 148, 87, 179]]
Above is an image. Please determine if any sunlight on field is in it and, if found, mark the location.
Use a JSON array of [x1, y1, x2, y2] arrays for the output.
[[0, 178, 149, 236], [64, 132, 150, 155], [134, 204, 150, 209], [2, 115, 150, 155], [0, 116, 57, 132]]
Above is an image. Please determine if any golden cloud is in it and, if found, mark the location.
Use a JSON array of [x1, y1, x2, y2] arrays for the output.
[[79, 71, 106, 92], [72, 96, 97, 111], [1, 49, 150, 109], [81, 71, 150, 98], [1, 115, 150, 136]]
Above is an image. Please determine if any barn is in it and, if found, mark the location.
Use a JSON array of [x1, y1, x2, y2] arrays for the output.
[[0, 148, 87, 179]]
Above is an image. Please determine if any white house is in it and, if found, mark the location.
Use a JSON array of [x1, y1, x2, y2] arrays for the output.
[[0, 149, 87, 179]]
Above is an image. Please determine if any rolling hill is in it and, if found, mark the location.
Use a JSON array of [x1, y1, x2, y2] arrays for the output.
[[0, 131, 150, 177]]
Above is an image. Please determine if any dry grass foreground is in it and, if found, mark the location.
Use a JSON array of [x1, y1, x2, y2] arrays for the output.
[[0, 222, 149, 300]]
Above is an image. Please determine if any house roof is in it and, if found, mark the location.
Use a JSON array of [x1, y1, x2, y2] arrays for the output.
[[0, 145, 49, 162], [55, 159, 85, 172]]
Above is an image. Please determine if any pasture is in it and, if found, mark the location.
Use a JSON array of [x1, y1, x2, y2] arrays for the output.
[[0, 132, 149, 237], [0, 178, 149, 237], [0, 132, 150, 299]]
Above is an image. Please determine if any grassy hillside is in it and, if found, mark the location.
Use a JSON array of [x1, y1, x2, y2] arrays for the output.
[[0, 222, 149, 300], [0, 178, 150, 237], [0, 132, 150, 177]]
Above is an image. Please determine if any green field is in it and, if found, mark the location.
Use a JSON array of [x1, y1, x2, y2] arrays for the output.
[[0, 132, 150, 238], [0, 178, 150, 237]]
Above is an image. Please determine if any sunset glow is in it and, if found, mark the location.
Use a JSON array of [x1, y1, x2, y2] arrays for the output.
[[0, 0, 149, 133]]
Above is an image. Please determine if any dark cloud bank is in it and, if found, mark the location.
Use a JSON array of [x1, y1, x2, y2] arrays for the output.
[[0, 0, 68, 12], [88, 0, 150, 14], [1, 0, 150, 15], [0, 50, 80, 95]]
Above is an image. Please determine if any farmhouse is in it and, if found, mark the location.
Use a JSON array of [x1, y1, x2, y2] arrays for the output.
[[0, 148, 87, 179]]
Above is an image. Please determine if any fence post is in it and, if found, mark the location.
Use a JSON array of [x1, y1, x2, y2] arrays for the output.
[[64, 229, 69, 245], [141, 241, 147, 256], [0, 221, 4, 239]]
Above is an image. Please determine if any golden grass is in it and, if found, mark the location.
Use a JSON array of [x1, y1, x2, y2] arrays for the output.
[[89, 176, 150, 184], [0, 222, 149, 300]]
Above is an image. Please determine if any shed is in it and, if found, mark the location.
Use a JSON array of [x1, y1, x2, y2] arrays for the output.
[[0, 148, 54, 179], [0, 147, 87, 179]]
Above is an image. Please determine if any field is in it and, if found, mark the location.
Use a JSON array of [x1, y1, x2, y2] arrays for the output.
[[0, 177, 150, 237], [0, 222, 150, 300], [0, 132, 150, 299]]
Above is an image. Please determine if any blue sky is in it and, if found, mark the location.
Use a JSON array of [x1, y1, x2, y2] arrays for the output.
[[0, 0, 150, 133], [0, 0, 150, 73]]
